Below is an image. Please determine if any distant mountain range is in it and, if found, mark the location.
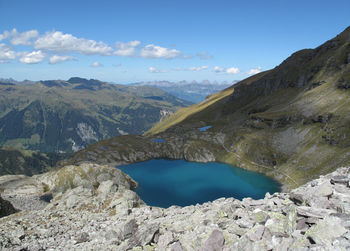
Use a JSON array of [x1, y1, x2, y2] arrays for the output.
[[0, 77, 190, 153], [129, 80, 236, 103]]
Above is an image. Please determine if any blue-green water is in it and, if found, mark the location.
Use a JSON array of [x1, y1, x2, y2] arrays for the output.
[[118, 159, 280, 208]]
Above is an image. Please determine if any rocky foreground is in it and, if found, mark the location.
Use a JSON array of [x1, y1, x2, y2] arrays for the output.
[[1, 164, 350, 250]]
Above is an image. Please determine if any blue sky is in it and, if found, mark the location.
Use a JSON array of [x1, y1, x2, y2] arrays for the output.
[[0, 0, 349, 84]]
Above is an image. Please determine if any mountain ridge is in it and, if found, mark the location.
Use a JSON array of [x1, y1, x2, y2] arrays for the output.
[[0, 77, 190, 154], [65, 26, 350, 189]]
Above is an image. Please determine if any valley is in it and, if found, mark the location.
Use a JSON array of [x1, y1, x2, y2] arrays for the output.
[[130, 80, 234, 103], [65, 26, 350, 190], [0, 77, 190, 154], [1, 1, 350, 248]]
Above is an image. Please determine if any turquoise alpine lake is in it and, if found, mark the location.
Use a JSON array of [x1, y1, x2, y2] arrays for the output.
[[118, 159, 281, 208]]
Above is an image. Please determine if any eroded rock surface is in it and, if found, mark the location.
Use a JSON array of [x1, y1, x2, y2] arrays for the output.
[[1, 164, 350, 250]]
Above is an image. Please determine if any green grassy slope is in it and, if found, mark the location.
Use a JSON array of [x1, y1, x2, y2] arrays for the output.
[[146, 26, 350, 187], [0, 147, 69, 176]]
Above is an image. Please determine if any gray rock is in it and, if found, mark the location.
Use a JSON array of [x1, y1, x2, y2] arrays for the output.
[[331, 175, 349, 185], [157, 231, 174, 249], [97, 180, 118, 200], [296, 218, 308, 231], [76, 232, 89, 243], [306, 216, 347, 246], [247, 225, 265, 242], [296, 206, 336, 218], [171, 241, 186, 251], [1, 165, 350, 250], [127, 223, 159, 248], [200, 229, 225, 251], [0, 196, 18, 217], [123, 219, 138, 240], [275, 238, 294, 251], [315, 181, 333, 197]]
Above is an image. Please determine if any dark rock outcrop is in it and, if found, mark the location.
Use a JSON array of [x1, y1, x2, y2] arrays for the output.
[[0, 196, 17, 218]]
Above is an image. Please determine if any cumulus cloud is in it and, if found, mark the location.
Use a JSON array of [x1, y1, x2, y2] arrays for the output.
[[247, 67, 262, 75], [214, 66, 240, 74], [140, 44, 181, 59], [91, 61, 102, 67], [149, 67, 168, 73], [49, 55, 77, 64], [213, 66, 226, 73], [34, 31, 113, 55], [197, 51, 213, 60], [0, 29, 38, 45], [114, 40, 140, 56], [0, 43, 17, 63], [10, 29, 38, 45], [226, 67, 240, 74], [0, 28, 214, 67], [19, 50, 45, 64]]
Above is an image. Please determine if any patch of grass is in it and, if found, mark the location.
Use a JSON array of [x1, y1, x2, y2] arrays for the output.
[[146, 88, 234, 135]]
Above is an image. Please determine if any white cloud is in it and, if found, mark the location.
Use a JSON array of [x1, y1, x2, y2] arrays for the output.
[[247, 67, 262, 75], [187, 66, 209, 71], [226, 67, 240, 74], [140, 44, 181, 59], [34, 31, 113, 55], [197, 51, 213, 60], [91, 61, 102, 67], [214, 66, 226, 73], [0, 29, 38, 45], [0, 43, 17, 63], [149, 66, 168, 73], [114, 40, 140, 56], [19, 50, 45, 64], [0, 30, 10, 42], [49, 55, 76, 64], [11, 29, 38, 45], [214, 66, 240, 74]]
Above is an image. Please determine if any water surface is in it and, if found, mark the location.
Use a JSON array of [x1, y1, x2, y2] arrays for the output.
[[118, 159, 280, 208], [199, 126, 212, 132]]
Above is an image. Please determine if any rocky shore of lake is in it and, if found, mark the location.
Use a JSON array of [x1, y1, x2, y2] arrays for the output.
[[1, 163, 350, 250]]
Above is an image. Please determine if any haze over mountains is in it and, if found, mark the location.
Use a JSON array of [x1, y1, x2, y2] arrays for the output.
[[130, 80, 235, 103]]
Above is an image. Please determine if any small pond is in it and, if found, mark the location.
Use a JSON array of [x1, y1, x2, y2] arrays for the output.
[[151, 139, 165, 143], [118, 159, 280, 208], [199, 126, 212, 132]]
